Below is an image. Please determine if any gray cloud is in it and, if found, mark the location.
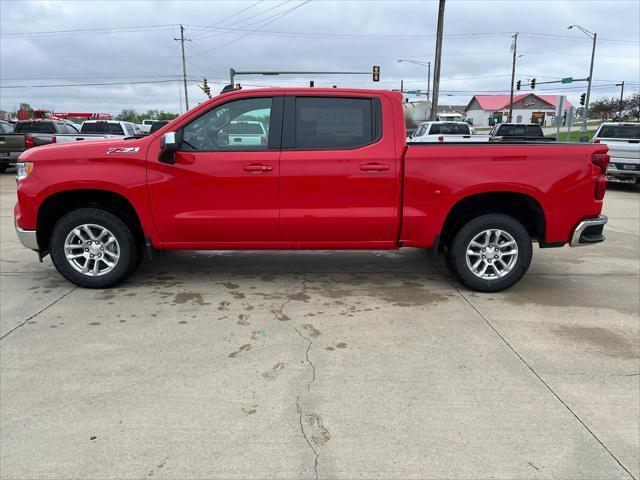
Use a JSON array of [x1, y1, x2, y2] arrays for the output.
[[1, 0, 638, 115]]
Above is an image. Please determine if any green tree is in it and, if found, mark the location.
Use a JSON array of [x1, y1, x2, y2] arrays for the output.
[[117, 109, 138, 122]]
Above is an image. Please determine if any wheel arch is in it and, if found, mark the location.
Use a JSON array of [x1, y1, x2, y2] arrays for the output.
[[439, 191, 546, 250], [36, 189, 145, 254]]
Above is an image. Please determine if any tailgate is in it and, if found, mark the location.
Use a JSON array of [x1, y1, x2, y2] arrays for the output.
[[602, 140, 640, 161], [0, 134, 26, 154]]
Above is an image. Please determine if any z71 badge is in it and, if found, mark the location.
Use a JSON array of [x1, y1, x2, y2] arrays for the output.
[[107, 147, 140, 155]]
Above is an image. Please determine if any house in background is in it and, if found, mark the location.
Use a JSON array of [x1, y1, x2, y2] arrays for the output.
[[465, 94, 573, 126]]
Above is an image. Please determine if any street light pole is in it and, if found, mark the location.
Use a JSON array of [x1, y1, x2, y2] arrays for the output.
[[568, 25, 597, 138], [397, 59, 431, 100]]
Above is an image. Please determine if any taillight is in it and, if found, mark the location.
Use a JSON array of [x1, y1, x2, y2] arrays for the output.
[[593, 138, 600, 143], [595, 175, 607, 200], [24, 136, 34, 149], [438, 135, 444, 142], [592, 153, 609, 175], [51, 136, 57, 143]]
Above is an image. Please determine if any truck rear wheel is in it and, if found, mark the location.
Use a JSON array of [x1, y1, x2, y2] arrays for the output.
[[446, 214, 532, 292], [50, 208, 140, 288]]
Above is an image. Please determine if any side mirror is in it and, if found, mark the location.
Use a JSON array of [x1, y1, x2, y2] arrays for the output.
[[159, 131, 178, 164]]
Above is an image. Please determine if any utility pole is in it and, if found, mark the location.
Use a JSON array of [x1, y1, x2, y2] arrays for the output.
[[427, 61, 431, 102], [175, 25, 190, 111], [430, 0, 446, 121], [616, 81, 625, 120], [508, 33, 518, 123]]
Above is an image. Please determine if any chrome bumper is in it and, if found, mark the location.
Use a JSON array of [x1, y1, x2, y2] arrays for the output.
[[570, 215, 608, 247], [15, 221, 38, 250]]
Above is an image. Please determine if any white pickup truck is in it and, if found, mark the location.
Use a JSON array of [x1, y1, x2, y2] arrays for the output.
[[409, 121, 488, 143], [53, 120, 144, 143], [592, 122, 640, 183]]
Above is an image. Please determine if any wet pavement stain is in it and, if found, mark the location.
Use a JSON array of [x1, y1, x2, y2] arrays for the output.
[[302, 324, 321, 338], [250, 330, 267, 340], [89, 322, 100, 326], [554, 326, 639, 359], [262, 362, 285, 380], [178, 320, 188, 324], [237, 314, 250, 326], [231, 291, 245, 299], [221, 282, 240, 290], [305, 413, 331, 446], [336, 343, 347, 349], [228, 344, 252, 358], [218, 301, 230, 311], [172, 293, 210, 306], [288, 292, 311, 302]]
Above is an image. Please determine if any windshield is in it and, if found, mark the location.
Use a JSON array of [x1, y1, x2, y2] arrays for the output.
[[597, 125, 640, 140], [14, 121, 56, 134], [224, 122, 264, 134], [429, 123, 470, 135], [81, 123, 125, 135]]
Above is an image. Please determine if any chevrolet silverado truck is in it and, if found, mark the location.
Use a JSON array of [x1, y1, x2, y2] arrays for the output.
[[0, 120, 80, 171], [14, 88, 609, 292], [592, 122, 640, 183]]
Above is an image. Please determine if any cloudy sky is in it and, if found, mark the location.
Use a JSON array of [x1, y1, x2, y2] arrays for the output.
[[1, 0, 638, 116]]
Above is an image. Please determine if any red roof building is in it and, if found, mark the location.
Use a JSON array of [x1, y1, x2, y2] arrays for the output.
[[465, 93, 573, 126]]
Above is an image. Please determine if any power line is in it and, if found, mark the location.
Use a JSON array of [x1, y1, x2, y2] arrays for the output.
[[0, 79, 188, 89], [189, 0, 265, 40], [0, 24, 178, 38], [196, 1, 312, 55]]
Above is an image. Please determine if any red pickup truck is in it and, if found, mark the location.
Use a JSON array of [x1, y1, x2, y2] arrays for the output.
[[14, 88, 609, 292]]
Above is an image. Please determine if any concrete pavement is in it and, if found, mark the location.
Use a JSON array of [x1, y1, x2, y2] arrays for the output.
[[1, 172, 638, 479]]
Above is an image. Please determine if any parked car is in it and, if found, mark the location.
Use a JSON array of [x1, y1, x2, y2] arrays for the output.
[[140, 119, 159, 134], [0, 120, 14, 134], [14, 88, 609, 292], [53, 120, 143, 143], [149, 120, 171, 134], [592, 122, 640, 183], [409, 121, 488, 142], [0, 120, 80, 171], [489, 123, 556, 142]]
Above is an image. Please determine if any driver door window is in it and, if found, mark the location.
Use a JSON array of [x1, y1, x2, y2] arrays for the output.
[[181, 97, 273, 151]]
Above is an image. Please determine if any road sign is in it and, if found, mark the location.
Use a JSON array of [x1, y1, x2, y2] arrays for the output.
[[561, 77, 573, 84]]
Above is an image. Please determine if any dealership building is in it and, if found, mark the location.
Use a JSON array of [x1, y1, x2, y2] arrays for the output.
[[465, 94, 573, 126]]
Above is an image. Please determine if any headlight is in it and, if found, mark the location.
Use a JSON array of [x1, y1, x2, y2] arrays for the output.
[[16, 162, 34, 181]]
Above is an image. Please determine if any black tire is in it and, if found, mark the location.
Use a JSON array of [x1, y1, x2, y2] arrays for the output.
[[50, 208, 140, 288], [446, 213, 532, 292], [0, 165, 8, 173]]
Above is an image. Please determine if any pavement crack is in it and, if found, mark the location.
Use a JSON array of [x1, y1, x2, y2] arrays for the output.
[[0, 286, 77, 341], [274, 275, 319, 478]]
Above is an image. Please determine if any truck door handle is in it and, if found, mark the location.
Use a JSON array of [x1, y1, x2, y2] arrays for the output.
[[243, 164, 273, 172], [359, 163, 390, 172]]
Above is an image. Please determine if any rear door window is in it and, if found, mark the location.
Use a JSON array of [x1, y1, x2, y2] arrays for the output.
[[429, 123, 470, 134], [292, 97, 379, 149], [14, 122, 56, 134]]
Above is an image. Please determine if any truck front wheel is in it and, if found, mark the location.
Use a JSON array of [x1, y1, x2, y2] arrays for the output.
[[446, 214, 532, 292], [50, 208, 140, 288]]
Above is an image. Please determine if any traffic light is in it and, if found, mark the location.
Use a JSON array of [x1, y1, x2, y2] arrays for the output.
[[203, 78, 211, 97], [516, 80, 521, 91], [372, 65, 380, 82], [580, 93, 586, 106], [530, 78, 536, 89]]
